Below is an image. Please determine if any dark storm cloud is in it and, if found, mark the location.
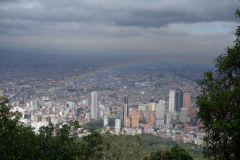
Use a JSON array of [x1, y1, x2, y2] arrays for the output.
[[0, 0, 238, 56], [0, 0, 238, 27], [0, 6, 92, 23], [115, 8, 237, 27]]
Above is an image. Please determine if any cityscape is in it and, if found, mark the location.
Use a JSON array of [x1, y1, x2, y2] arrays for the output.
[[0, 49, 214, 147], [0, 0, 239, 158]]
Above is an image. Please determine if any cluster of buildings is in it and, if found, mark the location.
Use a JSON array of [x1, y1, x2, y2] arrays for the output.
[[119, 88, 193, 130], [0, 58, 211, 146], [90, 89, 204, 146]]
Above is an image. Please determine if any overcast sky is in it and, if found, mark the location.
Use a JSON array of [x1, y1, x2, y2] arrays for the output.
[[0, 0, 239, 56]]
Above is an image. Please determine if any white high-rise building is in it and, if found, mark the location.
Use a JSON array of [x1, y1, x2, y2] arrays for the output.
[[156, 100, 165, 120], [104, 115, 108, 126], [169, 90, 175, 113], [91, 91, 97, 120], [115, 119, 121, 135]]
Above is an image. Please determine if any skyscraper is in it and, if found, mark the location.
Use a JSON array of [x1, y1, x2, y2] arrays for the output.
[[179, 108, 187, 123], [183, 92, 191, 118], [74, 107, 83, 120], [132, 109, 139, 128], [156, 100, 165, 120], [124, 95, 128, 104], [175, 88, 183, 112], [169, 90, 175, 113], [103, 115, 108, 126], [91, 91, 97, 120], [124, 117, 131, 128], [115, 119, 121, 135], [122, 95, 129, 121], [166, 112, 172, 124]]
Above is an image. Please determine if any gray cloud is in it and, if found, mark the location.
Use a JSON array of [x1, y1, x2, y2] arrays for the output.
[[0, 0, 239, 27], [202, 31, 233, 38], [0, 0, 21, 2], [0, 0, 238, 56]]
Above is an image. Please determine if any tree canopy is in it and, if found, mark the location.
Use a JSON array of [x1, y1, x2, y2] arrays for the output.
[[196, 6, 240, 160], [0, 97, 102, 160], [144, 145, 193, 160]]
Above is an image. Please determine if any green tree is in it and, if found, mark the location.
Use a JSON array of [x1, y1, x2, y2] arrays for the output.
[[196, 6, 240, 160], [144, 145, 193, 160], [100, 134, 142, 160], [0, 97, 38, 159], [0, 97, 103, 160], [78, 129, 103, 160]]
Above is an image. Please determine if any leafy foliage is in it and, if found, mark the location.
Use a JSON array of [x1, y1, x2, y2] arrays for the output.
[[140, 134, 202, 159], [144, 145, 194, 160], [0, 97, 102, 160], [196, 6, 240, 160], [0, 97, 38, 159], [101, 134, 143, 160], [99, 133, 202, 159]]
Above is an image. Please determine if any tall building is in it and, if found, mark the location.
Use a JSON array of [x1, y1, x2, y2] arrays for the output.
[[132, 109, 139, 128], [183, 92, 191, 118], [115, 119, 121, 129], [172, 111, 178, 120], [74, 107, 83, 120], [166, 112, 172, 124], [124, 117, 131, 128], [140, 111, 144, 121], [144, 112, 155, 130], [115, 119, 121, 135], [179, 108, 187, 123], [124, 95, 128, 104], [103, 115, 108, 126], [156, 100, 165, 120], [123, 104, 129, 121], [175, 88, 183, 112], [169, 90, 175, 113], [122, 95, 129, 121], [91, 91, 97, 120]]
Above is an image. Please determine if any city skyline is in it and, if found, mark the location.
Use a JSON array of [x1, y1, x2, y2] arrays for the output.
[[0, 1, 239, 158], [0, 49, 210, 146]]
